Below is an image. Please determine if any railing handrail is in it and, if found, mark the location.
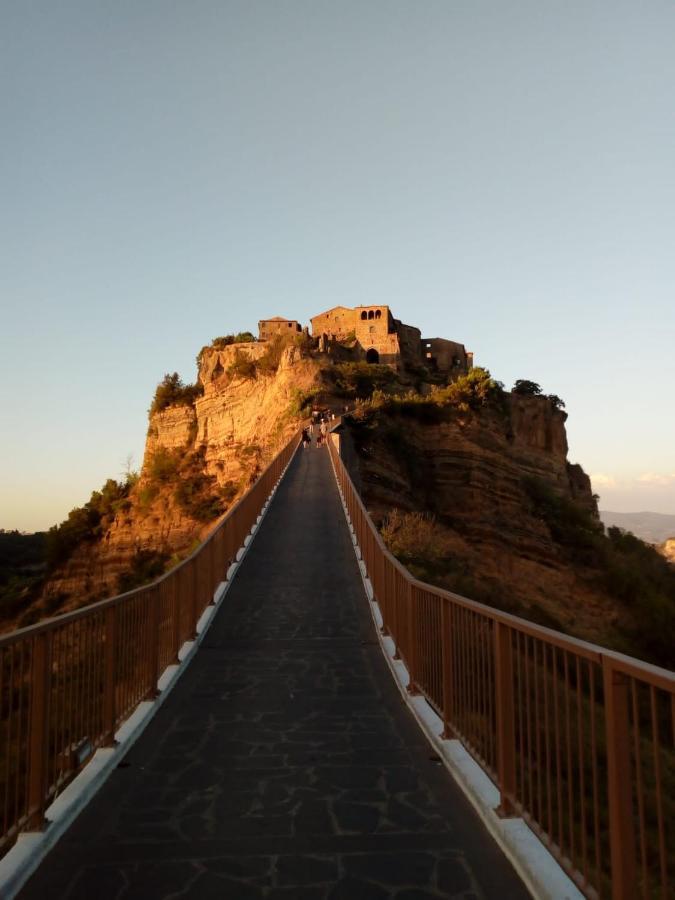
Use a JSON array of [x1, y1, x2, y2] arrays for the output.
[[0, 432, 302, 648], [328, 432, 674, 900], [0, 427, 303, 858], [331, 434, 675, 688]]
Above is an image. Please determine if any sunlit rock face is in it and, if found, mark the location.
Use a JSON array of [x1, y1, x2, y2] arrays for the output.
[[658, 538, 675, 563], [40, 343, 320, 613], [346, 394, 633, 649]]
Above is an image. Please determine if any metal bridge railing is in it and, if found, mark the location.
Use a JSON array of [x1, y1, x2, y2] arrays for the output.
[[0, 430, 301, 858], [328, 435, 674, 900]]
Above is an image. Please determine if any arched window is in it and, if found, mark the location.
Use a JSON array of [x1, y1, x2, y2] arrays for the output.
[[361, 311, 368, 320], [366, 348, 380, 364], [368, 310, 374, 320], [375, 310, 381, 319]]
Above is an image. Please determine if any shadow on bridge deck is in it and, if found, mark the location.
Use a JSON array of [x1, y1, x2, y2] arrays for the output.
[[19, 444, 530, 900]]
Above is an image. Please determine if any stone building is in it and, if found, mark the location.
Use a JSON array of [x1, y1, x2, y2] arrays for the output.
[[422, 338, 473, 375], [258, 317, 302, 342], [310, 304, 420, 369]]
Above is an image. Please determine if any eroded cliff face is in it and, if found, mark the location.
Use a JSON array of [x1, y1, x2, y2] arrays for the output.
[[41, 343, 321, 612], [346, 395, 635, 648], [658, 538, 675, 564]]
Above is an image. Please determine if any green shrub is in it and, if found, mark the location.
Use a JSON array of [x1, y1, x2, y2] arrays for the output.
[[46, 478, 132, 569], [439, 367, 504, 412], [257, 333, 291, 375], [523, 476, 675, 667], [137, 483, 159, 510], [117, 549, 169, 594], [174, 472, 224, 521], [147, 447, 182, 483], [196, 332, 257, 367], [149, 373, 203, 417], [227, 349, 257, 380], [330, 362, 397, 399], [288, 387, 320, 417], [512, 379, 542, 395]]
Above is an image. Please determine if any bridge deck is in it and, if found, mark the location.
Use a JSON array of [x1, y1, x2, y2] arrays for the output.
[[19, 445, 530, 899]]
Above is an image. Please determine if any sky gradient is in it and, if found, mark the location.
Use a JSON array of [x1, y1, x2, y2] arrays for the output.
[[2, 2, 674, 532]]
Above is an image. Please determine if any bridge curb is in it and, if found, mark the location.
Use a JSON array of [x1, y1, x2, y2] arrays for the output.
[[0, 459, 297, 900], [328, 455, 585, 900]]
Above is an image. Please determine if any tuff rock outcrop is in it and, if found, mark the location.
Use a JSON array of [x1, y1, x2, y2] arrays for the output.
[[40, 342, 320, 612], [344, 394, 635, 648]]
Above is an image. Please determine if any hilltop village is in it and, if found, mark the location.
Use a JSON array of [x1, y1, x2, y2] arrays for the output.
[[259, 304, 473, 378]]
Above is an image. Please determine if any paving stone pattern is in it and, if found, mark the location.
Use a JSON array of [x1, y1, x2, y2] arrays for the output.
[[19, 445, 531, 899]]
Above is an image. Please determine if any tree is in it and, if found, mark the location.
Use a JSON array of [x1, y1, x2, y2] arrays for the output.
[[512, 379, 542, 396]]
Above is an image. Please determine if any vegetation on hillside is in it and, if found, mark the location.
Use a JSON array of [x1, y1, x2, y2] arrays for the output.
[[522, 476, 675, 667], [144, 445, 238, 522], [46, 477, 136, 569], [196, 332, 257, 366], [351, 374, 675, 670], [326, 361, 398, 399], [149, 372, 203, 417], [226, 332, 312, 381], [0, 531, 47, 623]]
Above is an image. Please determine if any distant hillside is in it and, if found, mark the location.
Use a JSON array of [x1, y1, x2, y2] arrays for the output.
[[0, 530, 47, 623], [600, 511, 675, 544]]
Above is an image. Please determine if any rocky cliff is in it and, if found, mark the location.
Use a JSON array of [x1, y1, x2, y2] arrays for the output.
[[658, 538, 675, 564], [35, 340, 322, 618], [343, 386, 669, 658]]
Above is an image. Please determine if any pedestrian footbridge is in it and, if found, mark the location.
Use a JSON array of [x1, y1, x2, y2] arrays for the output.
[[0, 430, 672, 900]]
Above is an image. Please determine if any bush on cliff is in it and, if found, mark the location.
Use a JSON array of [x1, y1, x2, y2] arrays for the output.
[[329, 362, 397, 399], [196, 333, 257, 367], [523, 475, 675, 668], [46, 478, 132, 568], [227, 349, 257, 380], [149, 373, 203, 417], [117, 548, 170, 594], [174, 472, 232, 522], [512, 379, 542, 395]]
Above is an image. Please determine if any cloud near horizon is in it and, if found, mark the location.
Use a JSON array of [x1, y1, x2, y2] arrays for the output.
[[591, 472, 675, 490], [636, 472, 675, 486]]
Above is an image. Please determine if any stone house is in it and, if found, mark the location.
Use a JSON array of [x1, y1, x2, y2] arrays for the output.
[[258, 317, 302, 341], [422, 338, 473, 375]]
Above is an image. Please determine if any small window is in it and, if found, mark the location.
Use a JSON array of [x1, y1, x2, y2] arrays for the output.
[[368, 310, 374, 320], [375, 310, 381, 319], [361, 311, 368, 320]]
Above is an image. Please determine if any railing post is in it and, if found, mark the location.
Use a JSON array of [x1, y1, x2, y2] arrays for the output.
[[190, 561, 199, 639], [171, 574, 181, 663], [602, 659, 637, 900], [147, 587, 160, 699], [26, 631, 51, 830], [209, 538, 217, 602], [406, 581, 420, 695], [103, 604, 118, 744], [440, 600, 456, 738], [494, 621, 516, 816]]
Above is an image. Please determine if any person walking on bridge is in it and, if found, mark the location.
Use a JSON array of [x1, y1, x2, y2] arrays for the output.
[[319, 419, 328, 447]]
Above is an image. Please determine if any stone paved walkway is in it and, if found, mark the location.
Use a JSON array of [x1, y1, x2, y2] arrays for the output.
[[19, 445, 530, 899]]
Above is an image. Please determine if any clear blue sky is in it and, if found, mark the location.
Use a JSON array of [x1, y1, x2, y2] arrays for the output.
[[2, 1, 674, 532]]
